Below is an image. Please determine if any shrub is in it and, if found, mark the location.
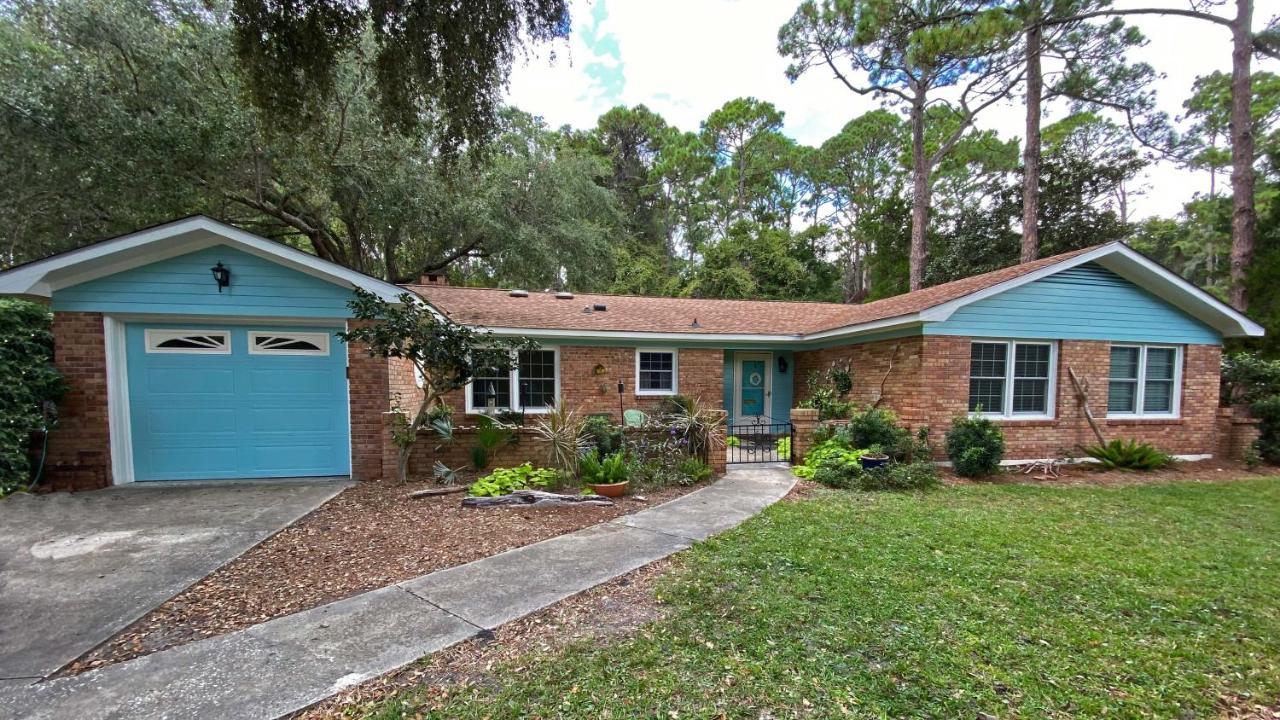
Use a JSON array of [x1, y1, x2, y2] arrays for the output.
[[1222, 352, 1280, 464], [726, 435, 741, 447], [775, 436, 791, 459], [794, 438, 865, 479], [857, 461, 940, 491], [1082, 439, 1172, 471], [675, 457, 712, 484], [581, 415, 624, 456], [812, 462, 859, 489], [841, 406, 909, 453], [580, 449, 627, 486], [1, 299, 65, 496], [945, 415, 1005, 478], [468, 463, 559, 497]]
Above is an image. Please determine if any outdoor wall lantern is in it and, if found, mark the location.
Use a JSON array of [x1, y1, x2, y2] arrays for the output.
[[778, 356, 789, 374], [210, 262, 231, 292]]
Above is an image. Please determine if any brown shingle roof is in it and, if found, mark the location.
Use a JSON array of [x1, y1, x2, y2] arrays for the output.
[[408, 244, 1105, 337]]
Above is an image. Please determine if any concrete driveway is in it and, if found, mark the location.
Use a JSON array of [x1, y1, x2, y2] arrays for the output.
[[0, 480, 348, 682]]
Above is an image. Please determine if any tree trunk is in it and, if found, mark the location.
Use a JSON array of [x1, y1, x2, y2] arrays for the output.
[[1021, 20, 1043, 264], [909, 96, 930, 291], [1228, 0, 1256, 311]]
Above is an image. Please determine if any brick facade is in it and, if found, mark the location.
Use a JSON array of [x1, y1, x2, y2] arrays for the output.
[[419, 346, 727, 476], [44, 312, 113, 490], [795, 334, 1229, 462]]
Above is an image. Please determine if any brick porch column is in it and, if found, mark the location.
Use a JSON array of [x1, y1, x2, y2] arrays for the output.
[[790, 407, 819, 465]]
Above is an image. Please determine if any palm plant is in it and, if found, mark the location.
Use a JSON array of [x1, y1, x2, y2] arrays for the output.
[[531, 404, 589, 479]]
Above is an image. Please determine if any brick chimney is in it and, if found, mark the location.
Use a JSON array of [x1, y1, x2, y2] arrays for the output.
[[417, 273, 448, 286]]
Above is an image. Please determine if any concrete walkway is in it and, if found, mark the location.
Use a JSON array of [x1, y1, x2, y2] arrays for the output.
[[0, 465, 794, 720]]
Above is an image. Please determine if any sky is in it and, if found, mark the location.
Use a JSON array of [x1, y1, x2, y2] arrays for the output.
[[505, 0, 1278, 220]]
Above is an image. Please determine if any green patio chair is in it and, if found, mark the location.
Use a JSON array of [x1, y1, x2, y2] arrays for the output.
[[622, 409, 648, 428]]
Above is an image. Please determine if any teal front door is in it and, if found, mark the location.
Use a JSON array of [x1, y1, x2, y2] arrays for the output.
[[735, 353, 771, 424], [125, 323, 351, 481]]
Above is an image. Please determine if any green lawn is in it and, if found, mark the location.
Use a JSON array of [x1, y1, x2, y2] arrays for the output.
[[370, 479, 1280, 719]]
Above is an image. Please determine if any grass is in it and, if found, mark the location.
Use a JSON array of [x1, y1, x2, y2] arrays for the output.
[[367, 479, 1280, 719]]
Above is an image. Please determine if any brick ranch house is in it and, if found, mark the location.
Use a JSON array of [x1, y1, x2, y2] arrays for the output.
[[0, 216, 1264, 489]]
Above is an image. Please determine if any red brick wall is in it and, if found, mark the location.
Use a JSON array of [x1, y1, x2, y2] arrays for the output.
[[45, 312, 113, 490], [345, 322, 394, 481], [794, 336, 928, 425], [795, 334, 1224, 461], [424, 346, 727, 474], [438, 346, 724, 422]]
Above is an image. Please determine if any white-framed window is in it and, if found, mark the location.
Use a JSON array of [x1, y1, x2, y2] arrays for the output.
[[1108, 344, 1181, 418], [635, 348, 678, 395], [144, 329, 231, 354], [968, 340, 1056, 419], [247, 331, 330, 356], [464, 348, 559, 414]]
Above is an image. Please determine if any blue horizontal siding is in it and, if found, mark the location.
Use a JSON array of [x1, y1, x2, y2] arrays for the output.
[[52, 245, 357, 318], [926, 263, 1220, 344]]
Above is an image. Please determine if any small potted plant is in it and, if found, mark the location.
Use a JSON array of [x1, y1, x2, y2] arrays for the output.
[[859, 443, 890, 470], [580, 449, 629, 497]]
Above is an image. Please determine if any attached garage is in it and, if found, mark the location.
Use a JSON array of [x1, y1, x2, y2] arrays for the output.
[[126, 324, 350, 480], [0, 216, 409, 487]]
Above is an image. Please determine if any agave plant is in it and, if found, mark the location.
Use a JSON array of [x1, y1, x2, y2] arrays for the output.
[[531, 404, 589, 479], [1082, 439, 1172, 471]]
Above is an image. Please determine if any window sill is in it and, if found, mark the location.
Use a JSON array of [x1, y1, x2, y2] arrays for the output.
[[1105, 417, 1183, 426], [636, 390, 678, 397], [987, 418, 1057, 427]]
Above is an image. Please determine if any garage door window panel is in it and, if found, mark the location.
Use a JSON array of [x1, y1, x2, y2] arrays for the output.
[[249, 331, 330, 356], [145, 329, 230, 354]]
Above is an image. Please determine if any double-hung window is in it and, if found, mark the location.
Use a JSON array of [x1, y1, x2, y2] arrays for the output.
[[968, 340, 1056, 419], [466, 348, 559, 413], [1108, 345, 1180, 417], [635, 349, 678, 395]]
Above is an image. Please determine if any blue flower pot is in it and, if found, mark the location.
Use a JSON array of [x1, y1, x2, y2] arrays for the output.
[[860, 454, 889, 470]]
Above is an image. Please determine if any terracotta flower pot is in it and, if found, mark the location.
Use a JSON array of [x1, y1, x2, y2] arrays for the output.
[[587, 481, 629, 498]]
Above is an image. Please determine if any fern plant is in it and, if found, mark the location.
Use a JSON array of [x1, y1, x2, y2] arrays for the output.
[[1082, 439, 1172, 471]]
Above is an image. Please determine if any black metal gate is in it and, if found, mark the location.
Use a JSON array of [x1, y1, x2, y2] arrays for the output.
[[726, 420, 793, 464]]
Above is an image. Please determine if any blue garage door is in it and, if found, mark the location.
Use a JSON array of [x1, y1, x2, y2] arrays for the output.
[[126, 323, 351, 481]]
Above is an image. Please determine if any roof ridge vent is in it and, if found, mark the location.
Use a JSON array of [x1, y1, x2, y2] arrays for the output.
[[555, 291, 574, 299], [509, 289, 529, 298]]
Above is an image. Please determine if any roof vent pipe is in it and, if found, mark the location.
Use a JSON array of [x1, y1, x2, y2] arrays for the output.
[[509, 289, 529, 298], [592, 303, 607, 312], [555, 291, 574, 300]]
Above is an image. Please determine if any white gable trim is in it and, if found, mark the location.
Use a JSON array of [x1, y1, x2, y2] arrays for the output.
[[0, 216, 408, 303], [918, 242, 1264, 338]]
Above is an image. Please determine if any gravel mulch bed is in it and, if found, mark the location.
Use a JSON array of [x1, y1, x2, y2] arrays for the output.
[[292, 557, 676, 719], [65, 478, 704, 676]]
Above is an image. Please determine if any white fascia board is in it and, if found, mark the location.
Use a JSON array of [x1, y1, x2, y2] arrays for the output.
[[0, 216, 408, 304], [917, 242, 1264, 338]]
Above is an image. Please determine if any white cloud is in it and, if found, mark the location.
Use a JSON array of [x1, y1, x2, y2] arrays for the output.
[[506, 0, 1276, 220]]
